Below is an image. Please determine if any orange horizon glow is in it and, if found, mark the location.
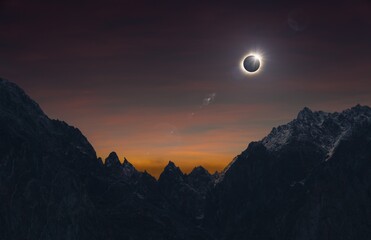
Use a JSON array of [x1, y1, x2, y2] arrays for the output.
[[1, 1, 371, 180], [29, 81, 371, 179], [89, 103, 273, 178], [98, 151, 234, 178]]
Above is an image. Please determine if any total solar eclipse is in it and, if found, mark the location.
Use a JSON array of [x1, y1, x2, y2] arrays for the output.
[[241, 54, 262, 74]]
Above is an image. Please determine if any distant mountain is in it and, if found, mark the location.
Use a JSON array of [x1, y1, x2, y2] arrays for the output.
[[204, 104, 371, 240], [158, 161, 215, 222], [0, 78, 101, 240], [0, 78, 211, 240], [1, 78, 371, 240]]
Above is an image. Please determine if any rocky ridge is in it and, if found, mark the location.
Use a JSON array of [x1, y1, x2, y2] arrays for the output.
[[1, 78, 371, 240]]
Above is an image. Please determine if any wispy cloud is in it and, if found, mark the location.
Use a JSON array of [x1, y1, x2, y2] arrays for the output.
[[202, 92, 216, 107]]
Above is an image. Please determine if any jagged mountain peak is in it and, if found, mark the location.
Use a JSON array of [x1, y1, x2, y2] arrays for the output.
[[122, 157, 135, 169], [204, 105, 371, 239], [163, 161, 183, 174], [187, 166, 214, 196], [108, 151, 119, 158], [297, 106, 313, 118], [122, 157, 138, 178], [122, 157, 135, 170], [3, 77, 371, 239], [0, 78, 96, 160], [350, 103, 370, 111], [166, 160, 177, 168], [159, 161, 184, 184], [261, 105, 371, 153], [189, 166, 210, 177], [103, 152, 141, 179], [123, 157, 130, 165], [296, 106, 329, 123], [0, 78, 45, 117], [97, 157, 104, 166], [105, 151, 121, 167]]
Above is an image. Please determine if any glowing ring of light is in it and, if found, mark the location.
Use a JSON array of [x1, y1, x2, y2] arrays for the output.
[[240, 53, 263, 75]]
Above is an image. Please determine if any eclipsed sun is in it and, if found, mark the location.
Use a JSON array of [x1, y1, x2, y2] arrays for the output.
[[241, 53, 262, 74]]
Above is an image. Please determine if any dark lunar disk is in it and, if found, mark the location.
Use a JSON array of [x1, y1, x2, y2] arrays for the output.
[[243, 55, 260, 73]]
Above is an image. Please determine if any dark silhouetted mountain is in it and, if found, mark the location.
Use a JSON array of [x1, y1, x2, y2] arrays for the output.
[[187, 166, 213, 196], [0, 78, 101, 240], [158, 162, 215, 222], [104, 151, 122, 175], [2, 78, 371, 240], [0, 78, 212, 240], [204, 105, 371, 240], [105, 151, 121, 167], [122, 158, 137, 178]]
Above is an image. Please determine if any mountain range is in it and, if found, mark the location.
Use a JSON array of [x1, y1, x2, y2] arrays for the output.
[[1, 78, 371, 240]]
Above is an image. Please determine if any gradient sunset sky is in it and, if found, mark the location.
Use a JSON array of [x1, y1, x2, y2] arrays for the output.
[[1, 0, 370, 177]]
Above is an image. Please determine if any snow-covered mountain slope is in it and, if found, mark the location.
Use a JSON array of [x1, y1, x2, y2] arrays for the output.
[[204, 105, 371, 240], [262, 105, 371, 155]]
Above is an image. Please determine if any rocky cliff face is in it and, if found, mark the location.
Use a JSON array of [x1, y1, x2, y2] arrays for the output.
[[0, 79, 212, 240], [158, 162, 214, 222], [1, 78, 371, 240], [0, 78, 101, 240], [204, 105, 371, 240]]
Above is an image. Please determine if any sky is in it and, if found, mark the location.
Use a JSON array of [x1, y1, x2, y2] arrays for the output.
[[1, 0, 370, 177]]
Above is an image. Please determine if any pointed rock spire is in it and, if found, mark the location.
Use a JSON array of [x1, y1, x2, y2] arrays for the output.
[[165, 160, 176, 169], [297, 106, 314, 120], [97, 157, 104, 166], [159, 161, 184, 185], [187, 166, 213, 194], [189, 166, 210, 176], [105, 151, 121, 168], [122, 157, 137, 178], [163, 161, 183, 176]]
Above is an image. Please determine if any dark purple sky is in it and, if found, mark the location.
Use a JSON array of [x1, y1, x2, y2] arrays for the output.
[[1, 0, 371, 176]]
